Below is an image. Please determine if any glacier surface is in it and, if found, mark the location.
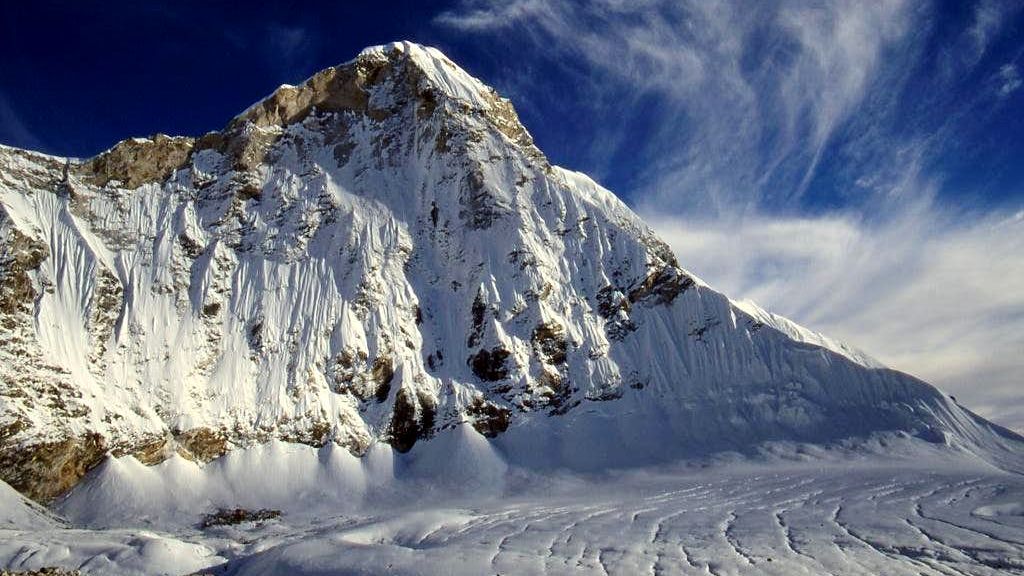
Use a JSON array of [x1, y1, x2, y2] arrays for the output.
[[3, 440, 1024, 575]]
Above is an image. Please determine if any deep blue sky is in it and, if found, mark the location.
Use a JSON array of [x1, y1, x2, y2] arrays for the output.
[[3, 0, 1024, 428], [0, 1, 449, 156], [2, 1, 1021, 212]]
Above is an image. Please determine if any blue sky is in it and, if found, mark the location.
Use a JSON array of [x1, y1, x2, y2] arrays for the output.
[[3, 0, 1023, 429]]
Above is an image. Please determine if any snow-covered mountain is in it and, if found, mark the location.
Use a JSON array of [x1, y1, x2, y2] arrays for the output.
[[1, 41, 1020, 505]]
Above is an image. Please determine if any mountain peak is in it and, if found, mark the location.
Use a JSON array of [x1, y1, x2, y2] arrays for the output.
[[69, 42, 543, 192], [230, 41, 537, 151], [0, 41, 1019, 504]]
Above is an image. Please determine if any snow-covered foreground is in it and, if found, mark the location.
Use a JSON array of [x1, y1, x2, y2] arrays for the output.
[[3, 451, 1024, 575]]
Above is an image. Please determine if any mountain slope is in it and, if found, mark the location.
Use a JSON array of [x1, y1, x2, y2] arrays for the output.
[[0, 41, 1019, 502]]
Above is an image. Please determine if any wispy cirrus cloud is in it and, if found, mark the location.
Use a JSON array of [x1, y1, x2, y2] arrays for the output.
[[965, 0, 1019, 67], [439, 0, 918, 214], [999, 63, 1022, 97], [223, 22, 320, 84], [438, 0, 1024, 430], [434, 0, 554, 31], [645, 204, 1024, 430]]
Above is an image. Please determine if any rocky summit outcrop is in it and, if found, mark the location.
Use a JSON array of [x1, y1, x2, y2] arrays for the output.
[[0, 42, 1020, 502]]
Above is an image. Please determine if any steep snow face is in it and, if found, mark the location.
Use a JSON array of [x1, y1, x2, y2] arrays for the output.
[[0, 41, 1019, 500], [731, 298, 884, 369]]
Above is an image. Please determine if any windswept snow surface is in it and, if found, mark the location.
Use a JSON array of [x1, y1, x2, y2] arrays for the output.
[[218, 463, 1024, 576], [3, 439, 1024, 575]]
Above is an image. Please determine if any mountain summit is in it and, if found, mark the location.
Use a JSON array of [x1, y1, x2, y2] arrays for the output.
[[0, 41, 1019, 502]]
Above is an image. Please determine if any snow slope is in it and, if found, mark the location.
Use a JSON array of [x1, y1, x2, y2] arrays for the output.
[[4, 448, 1024, 575], [0, 479, 56, 530], [731, 298, 884, 369], [0, 41, 1021, 506], [213, 459, 1024, 576]]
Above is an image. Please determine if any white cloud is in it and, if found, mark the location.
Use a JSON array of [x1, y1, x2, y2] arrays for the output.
[[940, 0, 1020, 80], [645, 204, 1024, 431], [998, 63, 1022, 96], [967, 0, 1012, 65], [434, 0, 553, 31], [438, 0, 917, 213]]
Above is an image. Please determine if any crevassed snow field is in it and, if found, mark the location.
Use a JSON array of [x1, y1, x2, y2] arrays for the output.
[[3, 437, 1024, 575], [220, 464, 1024, 576]]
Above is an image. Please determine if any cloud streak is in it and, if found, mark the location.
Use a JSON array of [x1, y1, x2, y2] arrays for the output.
[[439, 0, 918, 213], [999, 63, 1022, 96]]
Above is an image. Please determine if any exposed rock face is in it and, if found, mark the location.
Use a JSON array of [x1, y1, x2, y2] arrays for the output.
[[175, 428, 229, 462], [388, 387, 436, 453], [0, 434, 106, 503], [0, 41, 1019, 502], [230, 58, 385, 129], [0, 224, 48, 320], [466, 398, 511, 438], [77, 134, 194, 189], [200, 507, 281, 528], [532, 322, 568, 365], [468, 347, 512, 382]]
